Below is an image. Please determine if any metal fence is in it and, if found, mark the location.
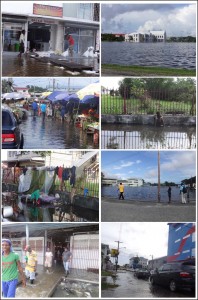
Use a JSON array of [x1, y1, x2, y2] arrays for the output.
[[102, 88, 196, 116]]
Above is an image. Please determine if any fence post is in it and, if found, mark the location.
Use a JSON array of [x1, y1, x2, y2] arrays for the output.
[[123, 86, 127, 114]]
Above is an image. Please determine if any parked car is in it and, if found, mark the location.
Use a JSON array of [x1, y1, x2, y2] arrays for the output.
[[2, 105, 24, 149], [134, 269, 150, 279], [150, 260, 195, 292]]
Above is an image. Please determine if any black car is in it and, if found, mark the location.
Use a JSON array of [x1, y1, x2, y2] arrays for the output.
[[150, 261, 195, 292], [2, 106, 24, 149], [134, 269, 150, 279]]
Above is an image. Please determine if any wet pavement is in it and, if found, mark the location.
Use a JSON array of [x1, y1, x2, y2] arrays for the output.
[[20, 114, 99, 149], [101, 124, 196, 149], [101, 197, 196, 222], [101, 270, 195, 298], [16, 264, 99, 298], [2, 52, 99, 77]]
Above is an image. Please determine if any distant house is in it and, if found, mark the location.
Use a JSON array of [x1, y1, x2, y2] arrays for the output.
[[13, 87, 31, 98], [125, 30, 166, 43]]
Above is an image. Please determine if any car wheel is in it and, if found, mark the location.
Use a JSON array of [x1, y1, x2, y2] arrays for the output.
[[150, 277, 155, 285], [20, 135, 24, 149], [169, 280, 177, 292]]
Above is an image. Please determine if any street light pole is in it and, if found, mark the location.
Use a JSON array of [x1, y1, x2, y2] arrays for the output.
[[158, 151, 161, 202]]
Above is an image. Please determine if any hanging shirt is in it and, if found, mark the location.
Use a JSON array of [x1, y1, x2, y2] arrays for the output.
[[58, 167, 63, 180]]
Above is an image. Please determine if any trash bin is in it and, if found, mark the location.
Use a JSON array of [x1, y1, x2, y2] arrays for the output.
[[15, 43, 19, 52]]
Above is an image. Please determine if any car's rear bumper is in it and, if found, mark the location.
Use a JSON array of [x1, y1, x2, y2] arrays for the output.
[[2, 143, 19, 149]]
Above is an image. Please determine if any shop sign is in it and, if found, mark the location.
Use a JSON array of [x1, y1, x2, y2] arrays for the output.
[[33, 3, 63, 18], [29, 17, 58, 25], [111, 248, 119, 257]]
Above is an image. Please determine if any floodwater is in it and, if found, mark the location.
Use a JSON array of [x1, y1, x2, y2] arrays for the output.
[[3, 202, 99, 222], [52, 278, 99, 298], [102, 42, 196, 69], [101, 271, 195, 298], [101, 124, 196, 149], [2, 52, 99, 76], [20, 115, 98, 149], [101, 186, 196, 203]]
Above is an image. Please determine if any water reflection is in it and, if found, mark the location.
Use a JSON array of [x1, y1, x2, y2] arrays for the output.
[[101, 124, 196, 149], [20, 116, 98, 149]]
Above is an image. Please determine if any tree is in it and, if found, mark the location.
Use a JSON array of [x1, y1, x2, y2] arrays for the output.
[[2, 79, 14, 93]]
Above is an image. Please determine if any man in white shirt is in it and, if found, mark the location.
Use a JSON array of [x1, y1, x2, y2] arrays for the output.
[[45, 248, 53, 273], [18, 30, 26, 58]]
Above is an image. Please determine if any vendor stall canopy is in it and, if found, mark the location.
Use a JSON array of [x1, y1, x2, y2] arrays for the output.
[[2, 92, 25, 101]]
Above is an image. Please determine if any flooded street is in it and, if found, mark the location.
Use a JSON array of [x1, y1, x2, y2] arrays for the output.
[[101, 271, 195, 298], [101, 124, 196, 149], [102, 42, 196, 70], [102, 186, 195, 203], [2, 52, 99, 77], [16, 265, 99, 298], [20, 114, 98, 149]]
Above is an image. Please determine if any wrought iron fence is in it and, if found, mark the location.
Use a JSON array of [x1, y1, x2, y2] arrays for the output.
[[101, 88, 196, 116]]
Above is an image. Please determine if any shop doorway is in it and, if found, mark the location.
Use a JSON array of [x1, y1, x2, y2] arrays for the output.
[[28, 23, 51, 52], [2, 23, 24, 52]]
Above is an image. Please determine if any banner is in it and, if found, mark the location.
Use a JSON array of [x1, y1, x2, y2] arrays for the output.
[[33, 4, 63, 18]]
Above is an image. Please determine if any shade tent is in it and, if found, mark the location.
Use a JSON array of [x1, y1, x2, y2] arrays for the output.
[[76, 82, 100, 100], [41, 91, 52, 98], [81, 95, 99, 106], [63, 93, 80, 103], [2, 92, 25, 101], [54, 92, 70, 101]]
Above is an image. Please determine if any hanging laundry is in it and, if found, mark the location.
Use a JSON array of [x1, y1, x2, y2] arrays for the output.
[[70, 166, 76, 187], [55, 166, 59, 175], [23, 167, 28, 175], [58, 166, 63, 180], [62, 168, 70, 181]]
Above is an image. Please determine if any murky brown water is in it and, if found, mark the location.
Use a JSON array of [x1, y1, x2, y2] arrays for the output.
[[2, 52, 99, 77], [101, 124, 196, 149]]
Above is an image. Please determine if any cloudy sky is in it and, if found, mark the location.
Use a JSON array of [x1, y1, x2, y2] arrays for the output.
[[102, 222, 169, 265], [101, 3, 196, 37], [101, 150, 196, 183], [2, 77, 98, 89]]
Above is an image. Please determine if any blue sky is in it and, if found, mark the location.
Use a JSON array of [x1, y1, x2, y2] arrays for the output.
[[3, 78, 98, 89], [102, 222, 169, 265], [101, 151, 196, 184], [101, 3, 196, 37]]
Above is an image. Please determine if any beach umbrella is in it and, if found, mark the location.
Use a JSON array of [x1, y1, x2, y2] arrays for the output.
[[3, 92, 25, 101], [63, 93, 80, 103], [54, 92, 69, 101], [76, 82, 100, 100], [81, 95, 99, 106]]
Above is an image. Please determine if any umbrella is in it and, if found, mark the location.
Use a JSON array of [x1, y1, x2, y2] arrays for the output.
[[76, 82, 100, 100], [47, 91, 68, 102], [81, 95, 99, 106], [63, 93, 80, 104], [41, 91, 52, 98], [3, 92, 25, 101], [54, 92, 69, 101]]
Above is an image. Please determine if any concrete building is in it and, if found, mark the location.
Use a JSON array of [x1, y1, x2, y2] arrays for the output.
[[125, 30, 166, 43], [147, 256, 167, 270], [167, 223, 196, 262], [129, 256, 148, 269], [102, 178, 143, 186], [2, 2, 99, 53]]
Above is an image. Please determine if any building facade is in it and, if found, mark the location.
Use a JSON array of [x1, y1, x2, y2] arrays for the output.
[[147, 256, 167, 270], [125, 30, 166, 43], [167, 223, 196, 262], [102, 178, 143, 186], [2, 2, 99, 53]]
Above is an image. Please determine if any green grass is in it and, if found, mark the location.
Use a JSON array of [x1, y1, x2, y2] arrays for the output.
[[101, 282, 119, 290], [101, 95, 193, 115], [102, 64, 196, 76], [101, 270, 115, 276]]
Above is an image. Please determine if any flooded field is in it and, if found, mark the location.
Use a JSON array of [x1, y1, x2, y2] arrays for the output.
[[102, 186, 195, 203], [20, 115, 98, 149], [101, 124, 196, 149], [2, 52, 99, 77], [102, 42, 196, 69]]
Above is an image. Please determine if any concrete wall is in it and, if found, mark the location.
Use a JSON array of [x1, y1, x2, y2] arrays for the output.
[[102, 114, 196, 126]]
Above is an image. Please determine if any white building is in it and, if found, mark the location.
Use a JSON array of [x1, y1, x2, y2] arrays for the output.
[[2, 2, 99, 53], [125, 30, 166, 43], [129, 256, 148, 269]]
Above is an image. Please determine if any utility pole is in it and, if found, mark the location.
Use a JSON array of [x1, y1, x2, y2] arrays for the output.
[[53, 79, 55, 91], [68, 78, 70, 93], [114, 240, 123, 271], [158, 151, 161, 202]]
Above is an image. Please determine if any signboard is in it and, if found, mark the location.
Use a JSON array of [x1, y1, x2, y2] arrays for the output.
[[111, 249, 119, 257], [33, 3, 63, 18], [29, 17, 58, 25]]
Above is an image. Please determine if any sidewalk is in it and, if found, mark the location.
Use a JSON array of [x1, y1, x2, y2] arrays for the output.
[[101, 197, 196, 222]]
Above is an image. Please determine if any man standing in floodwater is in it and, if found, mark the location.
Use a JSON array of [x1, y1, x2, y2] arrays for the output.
[[65, 34, 75, 60], [62, 247, 72, 276], [118, 183, 125, 200], [24, 245, 37, 284], [167, 186, 171, 203], [40, 102, 47, 121]]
